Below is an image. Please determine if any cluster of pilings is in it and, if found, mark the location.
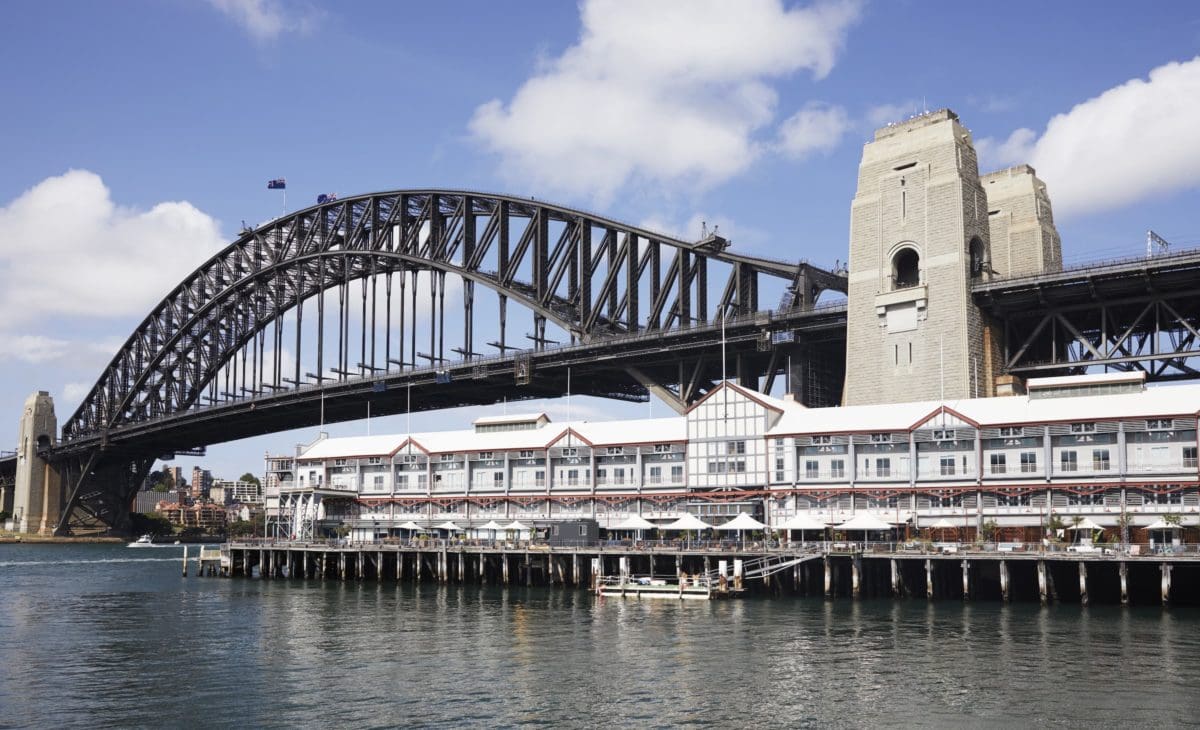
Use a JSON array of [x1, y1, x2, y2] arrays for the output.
[[220, 545, 1200, 605]]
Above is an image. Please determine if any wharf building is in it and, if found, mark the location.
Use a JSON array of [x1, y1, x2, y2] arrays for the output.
[[265, 373, 1200, 543], [263, 109, 1197, 543]]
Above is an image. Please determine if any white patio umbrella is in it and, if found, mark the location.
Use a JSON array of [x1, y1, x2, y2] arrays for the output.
[[1145, 519, 1183, 530], [716, 512, 767, 544], [836, 513, 895, 531], [611, 514, 656, 530], [477, 519, 504, 540], [503, 520, 531, 539], [663, 513, 713, 546], [662, 514, 713, 531], [1067, 517, 1104, 531], [435, 521, 463, 532], [835, 513, 895, 542], [927, 517, 959, 541], [716, 512, 767, 531], [777, 513, 828, 543], [398, 520, 423, 532]]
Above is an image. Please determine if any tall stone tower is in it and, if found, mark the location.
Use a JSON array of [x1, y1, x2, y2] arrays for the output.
[[844, 110, 992, 406], [843, 111, 1061, 406], [981, 164, 1062, 277], [13, 391, 61, 534]]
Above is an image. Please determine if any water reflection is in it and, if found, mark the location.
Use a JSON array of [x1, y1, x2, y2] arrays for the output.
[[2, 544, 1200, 727]]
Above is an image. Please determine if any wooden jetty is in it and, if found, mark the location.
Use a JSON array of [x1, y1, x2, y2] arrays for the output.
[[212, 540, 1200, 606]]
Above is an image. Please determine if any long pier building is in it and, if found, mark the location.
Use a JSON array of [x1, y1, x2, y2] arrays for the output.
[[265, 371, 1199, 544]]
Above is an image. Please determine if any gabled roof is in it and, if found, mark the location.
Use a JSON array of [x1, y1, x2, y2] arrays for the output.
[[686, 380, 799, 415], [766, 382, 1200, 437]]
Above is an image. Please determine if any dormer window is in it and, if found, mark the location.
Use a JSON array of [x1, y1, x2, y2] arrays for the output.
[[1069, 423, 1096, 434], [870, 433, 892, 444]]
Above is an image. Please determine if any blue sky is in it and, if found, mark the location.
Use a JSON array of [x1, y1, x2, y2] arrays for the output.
[[1, 0, 1198, 481]]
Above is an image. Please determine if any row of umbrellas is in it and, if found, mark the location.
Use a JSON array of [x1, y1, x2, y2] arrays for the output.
[[609, 512, 896, 533], [397, 519, 531, 533]]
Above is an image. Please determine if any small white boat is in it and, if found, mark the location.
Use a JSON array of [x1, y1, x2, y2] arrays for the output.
[[127, 534, 156, 547]]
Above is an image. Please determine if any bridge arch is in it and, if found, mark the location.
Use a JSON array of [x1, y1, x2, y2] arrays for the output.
[[63, 190, 846, 444]]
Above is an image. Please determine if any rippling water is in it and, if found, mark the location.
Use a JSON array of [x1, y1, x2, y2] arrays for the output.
[[2, 544, 1198, 728]]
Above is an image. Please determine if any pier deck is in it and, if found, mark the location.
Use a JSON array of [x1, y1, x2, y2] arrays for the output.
[[217, 540, 1200, 606]]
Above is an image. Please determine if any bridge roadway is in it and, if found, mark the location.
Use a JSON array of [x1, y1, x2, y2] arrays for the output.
[[8, 246, 1200, 465], [46, 302, 848, 459]]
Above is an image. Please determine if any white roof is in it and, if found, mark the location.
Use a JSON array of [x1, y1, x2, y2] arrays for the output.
[[1027, 371, 1144, 389], [472, 412, 548, 426], [302, 434, 407, 459], [768, 382, 1200, 436], [299, 414, 686, 459]]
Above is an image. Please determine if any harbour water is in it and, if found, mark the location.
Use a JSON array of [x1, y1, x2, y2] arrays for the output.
[[2, 544, 1199, 728]]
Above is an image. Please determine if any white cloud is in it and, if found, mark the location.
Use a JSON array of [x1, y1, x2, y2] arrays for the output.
[[976, 56, 1200, 218], [469, 0, 861, 201], [865, 101, 920, 129], [62, 381, 92, 403], [0, 170, 225, 325], [777, 102, 849, 159], [206, 0, 317, 42], [0, 334, 70, 363]]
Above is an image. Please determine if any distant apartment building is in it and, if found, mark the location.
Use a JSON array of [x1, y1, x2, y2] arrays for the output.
[[191, 468, 213, 500], [164, 465, 185, 489], [211, 479, 263, 506], [155, 501, 227, 531]]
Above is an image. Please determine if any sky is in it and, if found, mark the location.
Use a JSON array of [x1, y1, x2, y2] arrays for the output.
[[1, 0, 1199, 482]]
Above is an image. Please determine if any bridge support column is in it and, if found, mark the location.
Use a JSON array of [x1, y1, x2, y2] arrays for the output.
[[1120, 561, 1128, 605], [502, 553, 509, 584], [1037, 560, 1048, 605], [1161, 563, 1172, 606], [961, 559, 970, 600], [823, 557, 832, 597], [1078, 562, 1089, 606], [890, 559, 899, 597], [925, 559, 934, 600], [999, 560, 1010, 603], [851, 555, 861, 598], [572, 554, 580, 586], [12, 392, 62, 535]]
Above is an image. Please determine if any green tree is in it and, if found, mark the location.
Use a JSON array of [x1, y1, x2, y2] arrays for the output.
[[239, 472, 261, 486], [130, 512, 174, 536]]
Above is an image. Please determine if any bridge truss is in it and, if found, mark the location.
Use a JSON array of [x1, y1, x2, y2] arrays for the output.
[[50, 190, 846, 533], [975, 248, 1200, 381]]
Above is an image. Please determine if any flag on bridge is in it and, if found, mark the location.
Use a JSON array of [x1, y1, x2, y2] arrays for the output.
[[317, 193, 338, 204], [267, 178, 286, 190]]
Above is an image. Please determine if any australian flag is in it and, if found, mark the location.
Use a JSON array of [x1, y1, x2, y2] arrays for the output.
[[267, 178, 286, 190], [317, 193, 338, 204]]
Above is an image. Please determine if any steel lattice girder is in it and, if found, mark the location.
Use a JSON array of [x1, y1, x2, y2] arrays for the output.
[[62, 190, 847, 443]]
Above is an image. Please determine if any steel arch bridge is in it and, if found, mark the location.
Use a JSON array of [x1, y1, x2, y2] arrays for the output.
[[48, 190, 847, 534]]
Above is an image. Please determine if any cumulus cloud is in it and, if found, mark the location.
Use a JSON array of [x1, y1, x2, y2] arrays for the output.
[[0, 335, 70, 364], [777, 102, 849, 159], [206, 0, 317, 41], [469, 0, 861, 201], [0, 169, 226, 325], [976, 56, 1200, 218]]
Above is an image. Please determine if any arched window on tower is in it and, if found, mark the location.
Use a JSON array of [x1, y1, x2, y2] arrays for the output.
[[969, 236, 986, 278], [892, 248, 921, 290]]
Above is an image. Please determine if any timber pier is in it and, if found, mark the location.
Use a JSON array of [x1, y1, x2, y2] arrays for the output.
[[218, 540, 1200, 606]]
